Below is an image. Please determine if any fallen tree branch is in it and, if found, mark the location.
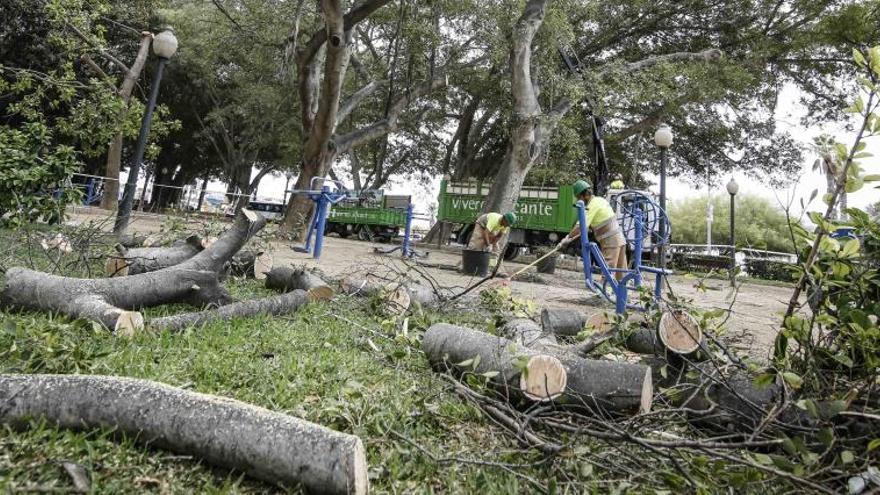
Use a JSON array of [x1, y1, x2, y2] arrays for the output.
[[0, 374, 368, 494]]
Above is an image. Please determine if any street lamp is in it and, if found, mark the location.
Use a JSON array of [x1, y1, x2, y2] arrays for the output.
[[726, 177, 739, 286], [114, 28, 178, 235], [654, 124, 673, 269]]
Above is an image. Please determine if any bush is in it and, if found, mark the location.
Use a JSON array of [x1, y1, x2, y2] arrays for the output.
[[0, 123, 81, 226], [670, 252, 730, 273], [744, 258, 797, 282]]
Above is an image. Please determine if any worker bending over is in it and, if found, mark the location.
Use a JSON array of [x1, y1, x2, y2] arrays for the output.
[[469, 211, 517, 253], [609, 174, 626, 190], [557, 180, 627, 280]]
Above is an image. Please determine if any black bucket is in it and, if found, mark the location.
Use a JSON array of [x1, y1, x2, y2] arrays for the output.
[[461, 249, 491, 277], [535, 252, 558, 274]]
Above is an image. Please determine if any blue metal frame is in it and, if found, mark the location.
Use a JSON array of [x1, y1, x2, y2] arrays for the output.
[[374, 203, 429, 259], [296, 178, 348, 259], [576, 195, 671, 314]]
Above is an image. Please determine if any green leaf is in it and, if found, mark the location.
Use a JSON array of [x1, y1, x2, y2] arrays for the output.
[[841, 238, 861, 257], [825, 400, 848, 418], [853, 48, 867, 67], [481, 371, 500, 379], [868, 438, 880, 451], [456, 358, 474, 368], [818, 427, 834, 447], [864, 174, 880, 182], [845, 177, 864, 193], [840, 450, 854, 464], [782, 372, 803, 390], [754, 373, 776, 389]]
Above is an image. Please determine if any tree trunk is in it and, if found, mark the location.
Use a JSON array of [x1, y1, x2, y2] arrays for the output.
[[196, 174, 209, 211], [481, 0, 571, 214], [422, 323, 567, 402], [150, 290, 314, 332], [0, 374, 368, 494], [101, 32, 153, 211], [105, 235, 204, 276]]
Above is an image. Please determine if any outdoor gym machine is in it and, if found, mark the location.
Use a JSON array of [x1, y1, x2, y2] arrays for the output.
[[577, 191, 671, 314], [373, 203, 429, 259], [292, 177, 348, 260]]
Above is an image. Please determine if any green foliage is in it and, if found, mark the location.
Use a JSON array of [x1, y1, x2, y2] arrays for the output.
[[668, 194, 798, 253], [0, 122, 81, 226], [743, 258, 798, 282]]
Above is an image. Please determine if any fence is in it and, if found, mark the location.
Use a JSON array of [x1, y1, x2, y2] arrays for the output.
[[668, 243, 798, 281]]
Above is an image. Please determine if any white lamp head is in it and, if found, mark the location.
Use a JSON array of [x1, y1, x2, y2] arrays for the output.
[[654, 123, 673, 148], [726, 177, 739, 196], [153, 29, 178, 59]]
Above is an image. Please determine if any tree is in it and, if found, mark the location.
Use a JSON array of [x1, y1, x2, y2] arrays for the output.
[[667, 194, 799, 253]]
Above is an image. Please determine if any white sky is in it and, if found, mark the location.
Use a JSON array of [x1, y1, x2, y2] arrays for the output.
[[175, 83, 879, 221]]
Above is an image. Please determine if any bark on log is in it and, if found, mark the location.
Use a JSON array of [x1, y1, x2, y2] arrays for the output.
[[117, 233, 147, 248], [339, 276, 437, 311], [497, 319, 652, 412], [0, 374, 368, 494], [677, 368, 782, 433], [228, 250, 274, 280], [405, 284, 440, 307], [625, 327, 665, 355], [422, 323, 567, 402], [540, 308, 586, 337], [106, 235, 203, 276], [265, 266, 332, 293], [558, 357, 653, 414], [150, 290, 321, 332]]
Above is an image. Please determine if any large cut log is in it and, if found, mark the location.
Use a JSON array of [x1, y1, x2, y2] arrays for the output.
[[422, 323, 567, 402], [0, 374, 367, 494], [340, 276, 437, 308], [105, 235, 203, 276], [265, 266, 333, 293], [150, 289, 327, 332], [676, 366, 782, 433], [625, 327, 665, 355], [559, 357, 653, 413], [1, 210, 265, 334], [500, 319, 652, 413]]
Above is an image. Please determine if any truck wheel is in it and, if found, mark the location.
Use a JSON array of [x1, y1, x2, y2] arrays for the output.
[[503, 244, 521, 261], [357, 226, 374, 242], [338, 224, 351, 239]]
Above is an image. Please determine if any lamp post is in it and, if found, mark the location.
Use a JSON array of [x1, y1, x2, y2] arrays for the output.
[[726, 177, 739, 286], [114, 29, 178, 235], [654, 124, 673, 269]]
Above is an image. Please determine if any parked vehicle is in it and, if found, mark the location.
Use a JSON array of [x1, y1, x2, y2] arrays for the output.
[[436, 178, 658, 259], [325, 190, 410, 242]]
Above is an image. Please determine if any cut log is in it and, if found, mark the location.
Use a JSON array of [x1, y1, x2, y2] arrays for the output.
[[422, 323, 567, 402], [150, 289, 325, 332], [558, 357, 653, 414], [677, 366, 782, 433], [117, 233, 147, 248], [406, 284, 440, 307], [105, 235, 203, 277], [624, 327, 665, 355], [658, 310, 703, 355], [228, 250, 274, 280], [497, 319, 651, 412], [265, 266, 332, 293], [0, 374, 368, 494], [540, 308, 586, 337]]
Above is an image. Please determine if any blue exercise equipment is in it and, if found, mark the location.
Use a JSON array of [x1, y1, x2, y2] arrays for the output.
[[577, 191, 672, 314], [373, 203, 429, 259], [293, 177, 349, 259]]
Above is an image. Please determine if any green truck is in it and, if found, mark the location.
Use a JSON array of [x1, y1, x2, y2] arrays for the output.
[[325, 191, 410, 241], [436, 178, 655, 258]]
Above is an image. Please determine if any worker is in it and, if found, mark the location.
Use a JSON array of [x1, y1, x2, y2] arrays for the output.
[[609, 174, 625, 190], [468, 211, 517, 253], [557, 180, 627, 280]]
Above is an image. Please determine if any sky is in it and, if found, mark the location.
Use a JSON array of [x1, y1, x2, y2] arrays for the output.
[[171, 83, 878, 223]]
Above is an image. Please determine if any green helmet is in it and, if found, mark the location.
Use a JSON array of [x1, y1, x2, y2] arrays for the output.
[[573, 179, 592, 196], [503, 211, 517, 225]]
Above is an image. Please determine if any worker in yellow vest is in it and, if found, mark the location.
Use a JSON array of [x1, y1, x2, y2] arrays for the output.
[[609, 174, 625, 190], [469, 211, 517, 253], [557, 180, 627, 280]]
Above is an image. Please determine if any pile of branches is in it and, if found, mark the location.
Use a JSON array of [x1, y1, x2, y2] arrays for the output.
[[420, 300, 879, 493]]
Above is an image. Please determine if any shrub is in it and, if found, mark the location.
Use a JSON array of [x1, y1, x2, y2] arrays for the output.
[[744, 258, 797, 282]]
